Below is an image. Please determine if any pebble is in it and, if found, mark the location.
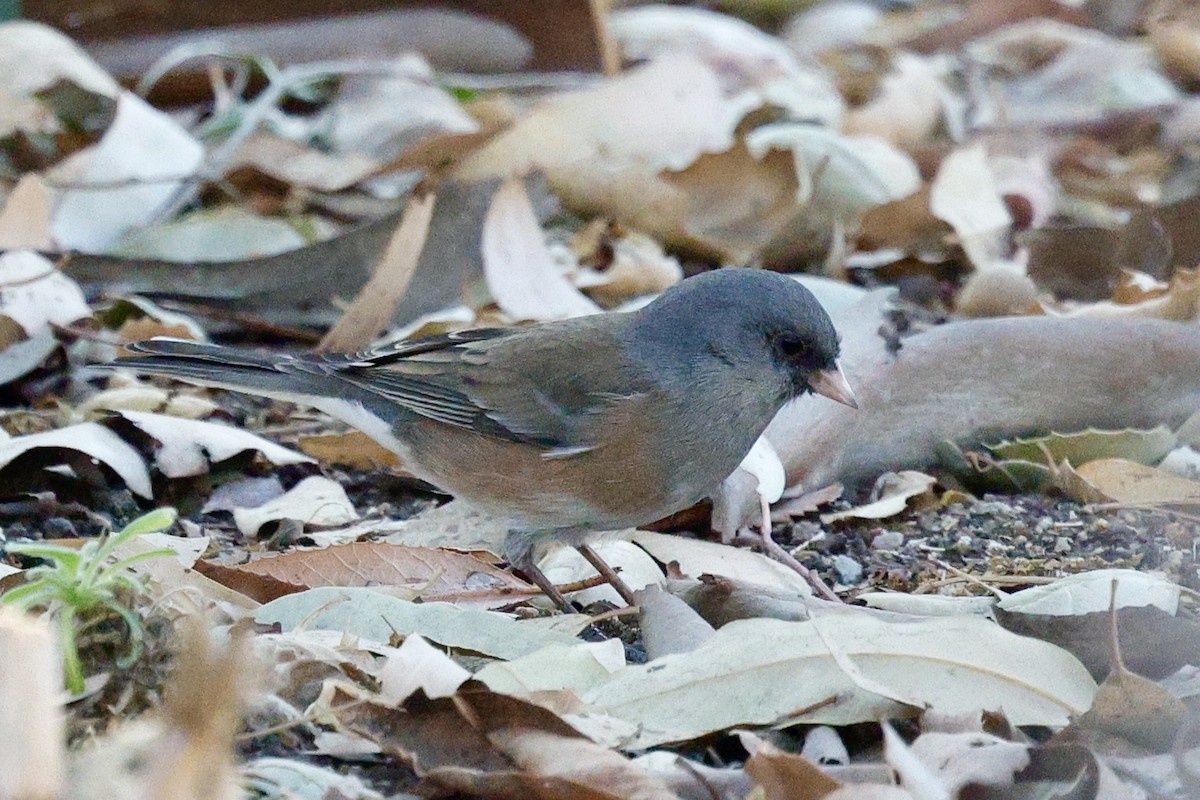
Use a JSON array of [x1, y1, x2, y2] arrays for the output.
[[872, 530, 904, 550], [1054, 536, 1072, 553], [833, 554, 864, 584]]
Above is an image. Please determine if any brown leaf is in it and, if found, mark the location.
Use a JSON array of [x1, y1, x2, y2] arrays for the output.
[[298, 430, 405, 470], [1075, 458, 1200, 506], [319, 192, 435, 352], [741, 732, 841, 800], [1079, 669, 1186, 752], [232, 542, 531, 601]]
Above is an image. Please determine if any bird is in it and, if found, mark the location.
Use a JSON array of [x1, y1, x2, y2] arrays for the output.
[[112, 268, 857, 610]]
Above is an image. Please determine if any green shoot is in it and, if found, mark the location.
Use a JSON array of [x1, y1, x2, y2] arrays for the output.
[[1, 508, 177, 694]]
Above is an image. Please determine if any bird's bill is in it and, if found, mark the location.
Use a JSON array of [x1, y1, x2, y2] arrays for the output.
[[810, 363, 858, 408]]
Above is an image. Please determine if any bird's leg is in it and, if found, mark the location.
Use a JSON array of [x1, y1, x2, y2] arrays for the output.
[[504, 530, 576, 613], [575, 543, 637, 606], [756, 493, 842, 603]]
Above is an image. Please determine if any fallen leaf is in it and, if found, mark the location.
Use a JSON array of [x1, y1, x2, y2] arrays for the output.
[[0, 250, 91, 336], [232, 476, 359, 536], [298, 430, 405, 470], [929, 144, 1013, 270], [256, 586, 584, 660], [50, 91, 204, 252], [116, 410, 314, 478], [987, 426, 1178, 467], [233, 542, 530, 600], [0, 421, 151, 497], [318, 191, 435, 352], [1079, 668, 1186, 752], [631, 530, 814, 596], [0, 175, 53, 250], [475, 639, 626, 696], [740, 731, 842, 800], [821, 471, 936, 523], [909, 731, 1030, 795], [1075, 458, 1200, 505], [481, 178, 601, 321], [584, 611, 1096, 748]]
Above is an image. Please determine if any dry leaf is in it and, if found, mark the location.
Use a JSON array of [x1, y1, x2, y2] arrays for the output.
[[0, 175, 54, 250], [116, 410, 314, 479], [1079, 669, 1186, 752], [843, 52, 944, 148], [234, 542, 530, 600], [740, 731, 841, 800], [298, 430, 405, 470], [0, 422, 151, 497], [0, 250, 91, 336], [319, 191, 435, 351], [255, 586, 584, 660], [1074, 458, 1200, 505], [481, 178, 601, 321], [229, 132, 380, 193], [232, 476, 359, 536], [821, 471, 936, 523], [584, 611, 1096, 748]]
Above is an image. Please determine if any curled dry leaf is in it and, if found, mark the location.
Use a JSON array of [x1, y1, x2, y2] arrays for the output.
[[481, 178, 601, 321], [820, 470, 936, 523], [843, 51, 944, 148], [908, 731, 1030, 796], [609, 5, 844, 125], [0, 421, 151, 497], [115, 410, 314, 479], [995, 570, 1200, 680], [929, 145, 1013, 271], [232, 475, 359, 536], [49, 90, 205, 253], [740, 730, 841, 800]]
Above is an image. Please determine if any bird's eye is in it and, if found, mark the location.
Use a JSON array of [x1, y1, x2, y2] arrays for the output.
[[777, 334, 806, 358]]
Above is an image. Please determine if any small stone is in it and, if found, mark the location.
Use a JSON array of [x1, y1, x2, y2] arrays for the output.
[[872, 530, 904, 550], [832, 554, 863, 584], [955, 534, 973, 550], [1054, 536, 1071, 553], [1035, 517, 1053, 533], [42, 517, 76, 539]]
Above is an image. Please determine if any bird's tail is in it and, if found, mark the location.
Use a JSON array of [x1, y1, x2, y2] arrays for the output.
[[111, 339, 328, 402]]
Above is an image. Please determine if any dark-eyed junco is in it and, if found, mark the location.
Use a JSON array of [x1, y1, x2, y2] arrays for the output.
[[114, 268, 856, 609]]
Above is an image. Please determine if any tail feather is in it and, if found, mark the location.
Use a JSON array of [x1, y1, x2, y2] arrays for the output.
[[112, 339, 329, 401]]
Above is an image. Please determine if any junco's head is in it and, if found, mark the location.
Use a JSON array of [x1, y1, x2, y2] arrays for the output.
[[113, 268, 855, 609], [629, 268, 852, 407]]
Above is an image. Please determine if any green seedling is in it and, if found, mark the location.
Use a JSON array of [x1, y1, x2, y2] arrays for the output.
[[1, 508, 177, 694]]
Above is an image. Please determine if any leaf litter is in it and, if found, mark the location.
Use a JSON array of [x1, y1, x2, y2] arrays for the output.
[[3, 1, 1200, 798]]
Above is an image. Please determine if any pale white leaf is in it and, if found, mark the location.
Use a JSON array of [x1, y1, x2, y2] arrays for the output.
[[0, 422, 151, 497], [0, 250, 91, 334], [232, 475, 359, 536], [631, 530, 813, 596], [996, 568, 1179, 616], [585, 612, 1096, 748], [481, 178, 601, 321], [117, 409, 314, 478], [50, 92, 204, 252]]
